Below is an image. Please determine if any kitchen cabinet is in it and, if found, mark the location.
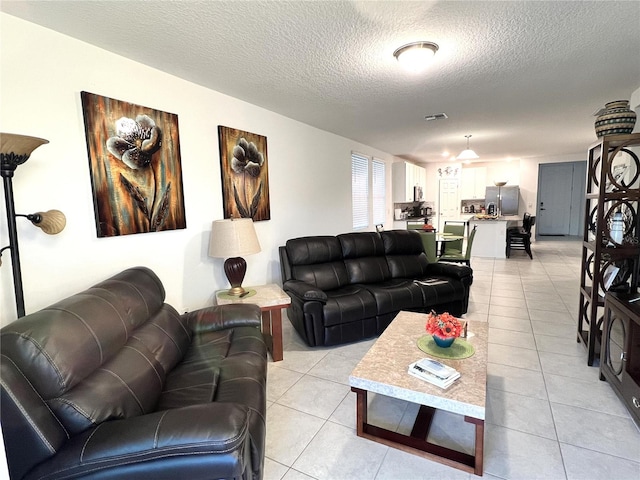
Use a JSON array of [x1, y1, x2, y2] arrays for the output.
[[415, 165, 426, 198], [600, 292, 640, 426], [393, 162, 426, 202], [460, 167, 487, 200], [577, 133, 640, 366]]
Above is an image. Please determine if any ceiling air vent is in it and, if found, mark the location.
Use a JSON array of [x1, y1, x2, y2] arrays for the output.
[[425, 113, 448, 121]]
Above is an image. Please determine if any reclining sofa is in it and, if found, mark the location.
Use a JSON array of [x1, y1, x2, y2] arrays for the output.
[[0, 267, 267, 480], [279, 230, 473, 347]]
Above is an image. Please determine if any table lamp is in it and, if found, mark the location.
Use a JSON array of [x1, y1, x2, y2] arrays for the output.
[[208, 218, 261, 296]]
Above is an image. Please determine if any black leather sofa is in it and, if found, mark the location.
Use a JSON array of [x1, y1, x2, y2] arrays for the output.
[[279, 230, 473, 347], [0, 267, 267, 480]]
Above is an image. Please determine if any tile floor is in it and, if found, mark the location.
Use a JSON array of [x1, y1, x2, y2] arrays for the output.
[[264, 238, 640, 480]]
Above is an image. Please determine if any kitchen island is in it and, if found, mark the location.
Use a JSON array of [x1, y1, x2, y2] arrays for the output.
[[469, 216, 519, 258]]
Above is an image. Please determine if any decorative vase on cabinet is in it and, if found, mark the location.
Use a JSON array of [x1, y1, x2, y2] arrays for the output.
[[594, 100, 637, 138]]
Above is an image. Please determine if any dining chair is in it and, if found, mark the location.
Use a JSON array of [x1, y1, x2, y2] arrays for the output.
[[418, 231, 437, 263], [442, 221, 466, 255], [438, 225, 477, 266]]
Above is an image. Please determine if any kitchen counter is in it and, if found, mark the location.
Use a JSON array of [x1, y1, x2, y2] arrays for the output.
[[469, 216, 519, 258], [470, 215, 520, 222]]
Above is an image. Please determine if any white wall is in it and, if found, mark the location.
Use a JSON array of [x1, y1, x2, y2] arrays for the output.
[[0, 14, 397, 324]]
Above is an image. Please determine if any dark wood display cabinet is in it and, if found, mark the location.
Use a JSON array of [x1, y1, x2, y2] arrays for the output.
[[577, 133, 640, 365], [600, 292, 640, 426]]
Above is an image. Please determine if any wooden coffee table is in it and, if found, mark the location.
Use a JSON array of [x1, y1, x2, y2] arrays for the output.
[[349, 310, 488, 476], [215, 284, 290, 362]]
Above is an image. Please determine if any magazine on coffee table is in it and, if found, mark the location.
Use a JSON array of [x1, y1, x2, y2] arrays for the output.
[[408, 358, 460, 389]]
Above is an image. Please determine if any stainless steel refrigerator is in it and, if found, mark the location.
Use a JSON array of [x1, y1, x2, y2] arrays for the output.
[[485, 186, 520, 215]]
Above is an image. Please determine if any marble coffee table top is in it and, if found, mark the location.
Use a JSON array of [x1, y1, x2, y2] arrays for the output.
[[349, 310, 488, 419]]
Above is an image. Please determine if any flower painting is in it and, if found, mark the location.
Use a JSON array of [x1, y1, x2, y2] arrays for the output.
[[218, 126, 270, 221], [81, 92, 186, 237]]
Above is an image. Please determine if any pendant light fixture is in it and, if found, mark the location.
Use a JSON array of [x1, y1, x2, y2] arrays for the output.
[[456, 135, 479, 160]]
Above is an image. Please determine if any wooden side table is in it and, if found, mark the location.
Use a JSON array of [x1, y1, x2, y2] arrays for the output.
[[215, 284, 290, 362]]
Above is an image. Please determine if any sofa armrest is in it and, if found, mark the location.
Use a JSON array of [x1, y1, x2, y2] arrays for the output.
[[426, 262, 473, 281], [25, 403, 252, 480], [184, 304, 262, 333], [283, 280, 328, 303]]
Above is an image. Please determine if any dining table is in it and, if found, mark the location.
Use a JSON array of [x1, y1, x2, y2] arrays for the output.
[[436, 232, 464, 256]]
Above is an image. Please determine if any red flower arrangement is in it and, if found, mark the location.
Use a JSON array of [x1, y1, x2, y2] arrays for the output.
[[425, 311, 463, 339]]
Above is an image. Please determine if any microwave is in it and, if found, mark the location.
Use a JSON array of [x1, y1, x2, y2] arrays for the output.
[[414, 186, 424, 202]]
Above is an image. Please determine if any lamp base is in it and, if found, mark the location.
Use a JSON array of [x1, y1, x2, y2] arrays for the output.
[[226, 286, 247, 296], [224, 256, 247, 296]]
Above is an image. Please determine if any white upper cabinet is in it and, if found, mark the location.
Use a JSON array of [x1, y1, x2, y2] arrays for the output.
[[460, 166, 487, 199], [393, 162, 426, 202]]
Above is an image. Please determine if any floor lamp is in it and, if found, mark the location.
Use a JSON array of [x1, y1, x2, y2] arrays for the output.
[[1, 133, 66, 318], [494, 181, 507, 217]]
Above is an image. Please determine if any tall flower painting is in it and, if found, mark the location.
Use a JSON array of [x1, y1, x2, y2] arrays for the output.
[[218, 126, 271, 221], [81, 92, 186, 237]]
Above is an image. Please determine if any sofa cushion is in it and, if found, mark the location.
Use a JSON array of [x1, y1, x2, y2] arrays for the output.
[[286, 236, 350, 290], [49, 337, 165, 435], [157, 362, 220, 410], [132, 304, 192, 374], [339, 232, 391, 284], [360, 279, 424, 314], [412, 277, 467, 306], [338, 232, 385, 258], [381, 230, 430, 278], [322, 286, 378, 327]]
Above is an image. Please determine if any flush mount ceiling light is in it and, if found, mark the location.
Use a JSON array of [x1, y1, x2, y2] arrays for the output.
[[393, 41, 439, 72], [456, 134, 479, 160]]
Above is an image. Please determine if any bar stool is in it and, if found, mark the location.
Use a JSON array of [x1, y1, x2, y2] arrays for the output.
[[506, 214, 535, 259]]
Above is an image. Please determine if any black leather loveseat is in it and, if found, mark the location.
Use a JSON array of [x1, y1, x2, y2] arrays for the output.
[[0, 267, 267, 480], [279, 230, 473, 347]]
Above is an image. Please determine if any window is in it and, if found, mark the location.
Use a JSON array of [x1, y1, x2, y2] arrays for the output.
[[352, 153, 369, 229], [372, 159, 385, 225], [352, 152, 386, 230]]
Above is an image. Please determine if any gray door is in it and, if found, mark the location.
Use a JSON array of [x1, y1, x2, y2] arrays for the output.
[[537, 162, 586, 236]]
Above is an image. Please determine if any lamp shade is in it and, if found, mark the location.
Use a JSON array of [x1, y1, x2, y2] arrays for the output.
[[209, 218, 261, 258], [456, 149, 479, 160], [456, 134, 479, 160], [0, 133, 49, 173], [29, 210, 67, 234]]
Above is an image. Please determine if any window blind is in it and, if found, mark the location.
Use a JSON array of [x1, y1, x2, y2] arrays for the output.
[[372, 159, 385, 225], [352, 153, 370, 229]]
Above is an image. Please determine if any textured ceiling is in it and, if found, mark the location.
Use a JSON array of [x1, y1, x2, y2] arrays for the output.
[[2, 0, 639, 163]]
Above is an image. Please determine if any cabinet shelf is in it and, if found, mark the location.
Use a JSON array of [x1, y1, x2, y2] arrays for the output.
[[582, 240, 640, 257], [580, 286, 604, 306], [586, 191, 638, 200], [578, 133, 640, 366]]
